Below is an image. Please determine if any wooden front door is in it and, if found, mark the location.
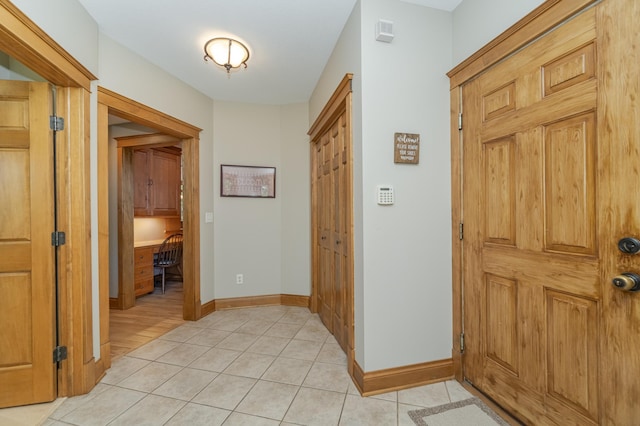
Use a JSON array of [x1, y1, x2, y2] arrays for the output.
[[0, 80, 56, 407], [460, 2, 640, 425]]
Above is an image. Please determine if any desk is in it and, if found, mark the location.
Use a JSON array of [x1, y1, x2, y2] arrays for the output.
[[133, 240, 162, 296]]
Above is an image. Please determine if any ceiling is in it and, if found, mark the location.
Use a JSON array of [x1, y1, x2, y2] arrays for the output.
[[77, 0, 462, 105]]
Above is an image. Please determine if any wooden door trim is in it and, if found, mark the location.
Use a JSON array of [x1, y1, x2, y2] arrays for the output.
[[97, 102, 110, 379], [116, 146, 135, 309], [55, 86, 96, 395], [97, 86, 202, 374], [447, 0, 598, 88], [448, 0, 600, 383], [97, 88, 201, 137], [308, 74, 353, 137], [0, 0, 95, 90], [450, 86, 463, 381], [115, 133, 181, 148]]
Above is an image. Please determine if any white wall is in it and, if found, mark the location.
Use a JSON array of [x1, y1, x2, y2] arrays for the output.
[[280, 103, 312, 296], [452, 0, 545, 65], [359, 0, 453, 371], [309, 4, 362, 124], [212, 101, 310, 299], [310, 0, 453, 372]]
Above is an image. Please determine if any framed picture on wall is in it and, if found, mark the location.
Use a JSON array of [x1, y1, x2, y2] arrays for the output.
[[220, 164, 276, 198]]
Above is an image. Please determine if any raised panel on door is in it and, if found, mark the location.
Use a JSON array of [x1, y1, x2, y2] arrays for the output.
[[545, 290, 598, 420], [544, 113, 596, 255], [312, 142, 323, 315], [151, 149, 180, 216], [462, 9, 600, 425], [318, 133, 333, 330], [0, 80, 56, 407], [331, 115, 348, 351], [133, 149, 150, 216]]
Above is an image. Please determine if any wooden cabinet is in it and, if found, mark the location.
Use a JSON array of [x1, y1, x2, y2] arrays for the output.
[[134, 246, 155, 296], [133, 149, 151, 216], [133, 147, 181, 217]]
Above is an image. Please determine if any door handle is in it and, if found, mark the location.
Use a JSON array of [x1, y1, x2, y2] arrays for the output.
[[618, 237, 640, 254], [612, 273, 640, 292]]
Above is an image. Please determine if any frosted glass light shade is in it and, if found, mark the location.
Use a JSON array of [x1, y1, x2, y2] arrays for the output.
[[204, 37, 250, 73]]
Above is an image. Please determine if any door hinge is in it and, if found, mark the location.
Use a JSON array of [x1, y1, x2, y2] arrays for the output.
[[459, 223, 464, 240], [51, 231, 66, 247], [53, 346, 67, 363], [50, 115, 65, 131], [460, 332, 465, 353], [458, 113, 463, 130]]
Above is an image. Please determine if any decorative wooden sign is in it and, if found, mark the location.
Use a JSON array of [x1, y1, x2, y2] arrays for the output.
[[394, 132, 420, 164]]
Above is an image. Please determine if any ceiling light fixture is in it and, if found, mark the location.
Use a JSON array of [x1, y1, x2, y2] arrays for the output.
[[203, 37, 250, 74]]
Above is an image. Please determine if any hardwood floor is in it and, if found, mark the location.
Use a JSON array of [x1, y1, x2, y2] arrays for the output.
[[109, 279, 185, 360]]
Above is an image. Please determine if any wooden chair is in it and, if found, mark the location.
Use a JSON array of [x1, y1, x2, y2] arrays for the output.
[[154, 233, 183, 294]]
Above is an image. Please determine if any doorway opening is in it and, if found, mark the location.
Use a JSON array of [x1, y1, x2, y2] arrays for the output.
[[111, 128, 185, 359], [97, 87, 202, 369]]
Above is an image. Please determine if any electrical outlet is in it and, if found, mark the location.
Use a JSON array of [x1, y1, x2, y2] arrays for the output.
[[236, 274, 243, 284]]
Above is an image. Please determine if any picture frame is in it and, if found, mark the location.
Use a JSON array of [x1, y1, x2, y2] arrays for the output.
[[220, 164, 276, 198]]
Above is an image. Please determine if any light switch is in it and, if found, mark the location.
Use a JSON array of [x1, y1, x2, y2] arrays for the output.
[[205, 212, 213, 223]]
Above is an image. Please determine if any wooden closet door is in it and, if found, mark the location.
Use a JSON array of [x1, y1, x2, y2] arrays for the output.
[[317, 132, 334, 330], [313, 112, 351, 353], [310, 75, 354, 360], [330, 114, 350, 351]]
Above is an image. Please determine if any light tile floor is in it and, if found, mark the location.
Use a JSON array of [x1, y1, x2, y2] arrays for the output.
[[43, 305, 480, 425]]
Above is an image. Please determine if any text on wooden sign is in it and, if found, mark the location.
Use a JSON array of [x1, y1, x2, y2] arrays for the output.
[[394, 132, 420, 164]]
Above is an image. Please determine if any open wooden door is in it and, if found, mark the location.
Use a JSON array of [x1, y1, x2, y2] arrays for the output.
[[0, 80, 56, 407], [456, 1, 640, 424]]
